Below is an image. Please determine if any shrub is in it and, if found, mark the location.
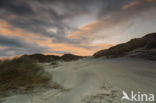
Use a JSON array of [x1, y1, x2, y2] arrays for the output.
[[0, 57, 51, 93]]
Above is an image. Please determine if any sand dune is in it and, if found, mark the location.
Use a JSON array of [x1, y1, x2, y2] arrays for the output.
[[1, 57, 156, 103]]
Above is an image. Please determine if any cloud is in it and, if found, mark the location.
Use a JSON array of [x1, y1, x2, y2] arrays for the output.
[[1, 0, 128, 46], [0, 34, 69, 57], [0, 35, 29, 47], [0, 0, 156, 57], [0, 0, 34, 15], [66, 0, 156, 45], [123, 0, 156, 10], [0, 19, 107, 57], [0, 0, 85, 45], [0, 34, 49, 55]]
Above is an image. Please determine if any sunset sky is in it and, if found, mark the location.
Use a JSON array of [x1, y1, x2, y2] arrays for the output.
[[0, 0, 156, 57]]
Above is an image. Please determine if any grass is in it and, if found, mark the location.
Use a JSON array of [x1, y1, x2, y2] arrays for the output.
[[50, 61, 59, 68], [0, 57, 51, 96], [94, 33, 156, 58], [49, 82, 63, 89], [50, 61, 58, 65]]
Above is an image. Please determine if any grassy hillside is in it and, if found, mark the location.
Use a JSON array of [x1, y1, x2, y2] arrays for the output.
[[0, 57, 51, 97], [22, 53, 85, 62], [93, 33, 156, 58], [22, 54, 61, 62]]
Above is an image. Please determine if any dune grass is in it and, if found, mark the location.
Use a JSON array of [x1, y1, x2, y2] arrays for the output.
[[0, 57, 51, 96]]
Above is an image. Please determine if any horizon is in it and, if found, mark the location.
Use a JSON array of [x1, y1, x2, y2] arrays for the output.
[[0, 0, 156, 57]]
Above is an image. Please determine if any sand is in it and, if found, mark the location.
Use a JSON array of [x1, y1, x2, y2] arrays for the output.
[[1, 57, 156, 103]]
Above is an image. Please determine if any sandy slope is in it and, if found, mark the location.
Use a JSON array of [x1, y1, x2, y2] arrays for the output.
[[1, 57, 156, 103]]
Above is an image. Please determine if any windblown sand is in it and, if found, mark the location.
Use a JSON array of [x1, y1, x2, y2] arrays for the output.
[[1, 57, 156, 103]]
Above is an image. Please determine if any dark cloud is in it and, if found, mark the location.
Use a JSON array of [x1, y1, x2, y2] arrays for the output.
[[0, 0, 34, 15], [0, 0, 112, 45], [0, 35, 67, 56], [108, 0, 156, 25], [0, 0, 156, 57], [78, 0, 156, 37], [0, 34, 50, 52]]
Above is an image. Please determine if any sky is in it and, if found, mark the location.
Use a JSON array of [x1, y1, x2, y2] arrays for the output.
[[0, 0, 156, 57]]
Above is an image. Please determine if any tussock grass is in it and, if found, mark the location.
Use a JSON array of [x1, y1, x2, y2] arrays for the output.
[[0, 57, 51, 94]]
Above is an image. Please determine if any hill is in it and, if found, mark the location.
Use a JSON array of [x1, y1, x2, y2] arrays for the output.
[[22, 54, 61, 62], [21, 53, 85, 62], [93, 33, 156, 60]]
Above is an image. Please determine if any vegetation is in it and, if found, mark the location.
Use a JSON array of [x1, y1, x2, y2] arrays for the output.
[[51, 61, 59, 65], [94, 33, 156, 58], [22, 54, 61, 63], [0, 57, 51, 95], [20, 53, 84, 63], [50, 82, 63, 89], [62, 54, 84, 61], [50, 61, 59, 68]]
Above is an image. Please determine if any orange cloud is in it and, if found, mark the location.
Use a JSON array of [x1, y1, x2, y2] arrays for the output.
[[43, 52, 62, 56], [123, 0, 156, 10], [123, 1, 140, 10], [37, 37, 113, 56], [67, 21, 102, 39], [67, 16, 115, 41], [0, 46, 7, 50], [0, 19, 99, 56], [36, 39, 96, 56], [0, 19, 113, 56], [0, 19, 41, 42]]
